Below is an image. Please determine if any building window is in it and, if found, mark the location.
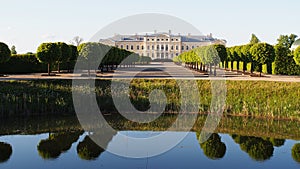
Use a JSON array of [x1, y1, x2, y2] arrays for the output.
[[152, 39, 154, 41], [192, 46, 195, 49], [166, 45, 168, 51], [116, 45, 119, 48], [176, 46, 178, 50], [120, 45, 123, 49], [161, 53, 164, 58], [166, 39, 169, 41], [186, 46, 189, 50], [126, 45, 129, 50], [137, 45, 140, 50], [176, 39, 178, 41], [166, 53, 168, 58], [161, 45, 164, 50], [157, 39, 160, 41], [171, 54, 174, 58], [152, 53, 154, 58], [152, 45, 154, 50], [161, 39, 164, 41], [157, 45, 160, 50], [147, 46, 150, 50], [171, 39, 174, 41], [147, 53, 150, 57], [142, 46, 144, 50], [182, 46, 184, 50], [147, 39, 150, 41], [171, 46, 174, 50], [131, 45, 134, 50], [176, 53, 179, 56]]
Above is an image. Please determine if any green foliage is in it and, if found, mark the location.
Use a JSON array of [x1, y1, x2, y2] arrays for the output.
[[37, 131, 82, 159], [292, 143, 300, 163], [36, 43, 61, 75], [274, 45, 300, 75], [250, 43, 275, 75], [199, 133, 226, 160], [77, 136, 104, 160], [0, 54, 47, 73], [232, 135, 274, 161], [0, 42, 11, 64], [11, 45, 17, 54], [294, 46, 300, 65], [250, 34, 260, 44], [214, 44, 227, 62], [277, 34, 298, 49], [0, 142, 12, 163]]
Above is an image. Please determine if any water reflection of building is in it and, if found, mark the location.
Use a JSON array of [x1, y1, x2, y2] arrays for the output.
[[99, 31, 226, 60]]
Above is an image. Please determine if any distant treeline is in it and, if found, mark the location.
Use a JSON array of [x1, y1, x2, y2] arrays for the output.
[[174, 34, 300, 75]]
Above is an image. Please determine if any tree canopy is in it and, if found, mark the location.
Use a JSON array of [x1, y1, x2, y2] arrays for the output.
[[250, 34, 260, 44], [294, 46, 300, 65], [0, 42, 11, 64], [36, 43, 61, 75]]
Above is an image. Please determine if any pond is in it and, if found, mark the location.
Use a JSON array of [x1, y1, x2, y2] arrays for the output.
[[0, 115, 299, 169]]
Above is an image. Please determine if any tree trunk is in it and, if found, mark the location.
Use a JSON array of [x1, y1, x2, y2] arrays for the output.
[[214, 63, 217, 76], [200, 63, 203, 71], [48, 63, 50, 76], [231, 62, 234, 71], [57, 63, 60, 73]]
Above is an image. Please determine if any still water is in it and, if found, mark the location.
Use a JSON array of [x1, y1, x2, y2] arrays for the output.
[[0, 130, 299, 169]]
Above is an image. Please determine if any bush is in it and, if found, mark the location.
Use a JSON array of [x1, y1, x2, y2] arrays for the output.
[[0, 54, 47, 74]]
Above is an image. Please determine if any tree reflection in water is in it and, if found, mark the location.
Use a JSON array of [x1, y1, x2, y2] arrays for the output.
[[0, 142, 12, 163], [197, 133, 226, 160], [231, 134, 275, 161], [292, 143, 300, 163], [77, 129, 117, 160], [37, 131, 83, 159]]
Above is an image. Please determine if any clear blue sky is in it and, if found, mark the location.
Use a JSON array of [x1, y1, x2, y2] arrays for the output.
[[0, 0, 299, 53]]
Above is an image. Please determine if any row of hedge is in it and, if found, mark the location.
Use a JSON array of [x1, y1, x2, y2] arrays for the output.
[[221, 61, 300, 75], [0, 54, 75, 74]]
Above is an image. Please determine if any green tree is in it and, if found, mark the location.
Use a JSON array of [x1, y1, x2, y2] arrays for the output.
[[214, 44, 227, 68], [36, 43, 61, 76], [277, 34, 298, 49], [37, 132, 82, 159], [294, 46, 300, 65], [250, 34, 260, 44], [0, 142, 12, 163], [67, 45, 78, 72], [198, 133, 226, 160], [292, 143, 300, 163], [78, 43, 110, 75], [0, 42, 11, 64], [11, 45, 17, 54], [56, 42, 71, 73], [77, 136, 104, 160], [250, 43, 275, 76], [241, 44, 253, 72], [231, 135, 274, 161], [274, 45, 295, 75]]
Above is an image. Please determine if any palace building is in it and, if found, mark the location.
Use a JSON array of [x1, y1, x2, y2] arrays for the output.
[[99, 31, 226, 60]]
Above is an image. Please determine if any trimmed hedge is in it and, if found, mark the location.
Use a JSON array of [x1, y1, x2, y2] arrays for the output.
[[0, 54, 47, 74]]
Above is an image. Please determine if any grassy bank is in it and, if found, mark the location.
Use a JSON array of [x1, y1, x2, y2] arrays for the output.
[[0, 79, 299, 120]]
